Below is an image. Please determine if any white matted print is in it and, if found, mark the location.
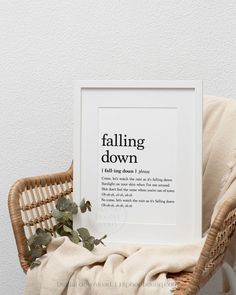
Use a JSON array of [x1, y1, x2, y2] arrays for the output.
[[73, 80, 202, 245]]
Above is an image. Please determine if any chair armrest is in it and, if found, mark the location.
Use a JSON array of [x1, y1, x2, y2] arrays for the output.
[[8, 166, 73, 273], [186, 184, 236, 294]]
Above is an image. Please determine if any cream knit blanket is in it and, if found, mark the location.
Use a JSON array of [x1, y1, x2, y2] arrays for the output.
[[25, 96, 236, 295]]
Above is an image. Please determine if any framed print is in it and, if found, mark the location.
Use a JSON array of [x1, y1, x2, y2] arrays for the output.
[[73, 80, 202, 245]]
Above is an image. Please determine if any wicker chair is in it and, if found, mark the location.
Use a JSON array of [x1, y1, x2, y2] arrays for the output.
[[8, 162, 236, 294]]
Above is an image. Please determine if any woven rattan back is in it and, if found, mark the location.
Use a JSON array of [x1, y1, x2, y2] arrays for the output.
[[8, 166, 73, 272], [188, 196, 236, 293], [168, 195, 236, 294]]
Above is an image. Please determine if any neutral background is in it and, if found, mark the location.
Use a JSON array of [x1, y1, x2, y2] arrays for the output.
[[1, 1, 236, 294]]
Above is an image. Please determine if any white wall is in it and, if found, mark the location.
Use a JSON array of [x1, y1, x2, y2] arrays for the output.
[[1, 1, 236, 294]]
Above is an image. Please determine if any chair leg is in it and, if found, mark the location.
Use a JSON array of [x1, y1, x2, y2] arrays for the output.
[[222, 262, 236, 295]]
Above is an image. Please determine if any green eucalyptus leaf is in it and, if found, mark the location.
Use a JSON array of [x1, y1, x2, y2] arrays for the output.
[[94, 239, 100, 246], [28, 234, 42, 247], [54, 220, 73, 236], [63, 225, 72, 233], [79, 198, 86, 213], [54, 223, 63, 235], [70, 202, 78, 214], [58, 228, 66, 236], [28, 234, 37, 247], [87, 236, 95, 243], [54, 210, 73, 223], [79, 198, 92, 213], [83, 240, 94, 251], [31, 246, 45, 260], [38, 231, 52, 246], [86, 201, 92, 212], [52, 209, 63, 220], [68, 230, 81, 244], [56, 197, 71, 211], [77, 227, 90, 240], [56, 197, 78, 214], [63, 211, 73, 222], [28, 229, 52, 247], [64, 219, 73, 229], [36, 228, 45, 235], [79, 199, 91, 213]]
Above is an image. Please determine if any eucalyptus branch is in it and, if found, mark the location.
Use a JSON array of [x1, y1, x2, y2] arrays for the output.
[[28, 197, 106, 269]]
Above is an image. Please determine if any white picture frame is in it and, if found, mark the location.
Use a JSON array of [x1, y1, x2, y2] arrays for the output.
[[74, 80, 202, 245]]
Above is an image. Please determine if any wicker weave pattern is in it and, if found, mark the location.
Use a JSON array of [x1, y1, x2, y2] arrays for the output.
[[8, 166, 236, 295], [8, 166, 73, 272], [184, 198, 236, 294]]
